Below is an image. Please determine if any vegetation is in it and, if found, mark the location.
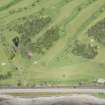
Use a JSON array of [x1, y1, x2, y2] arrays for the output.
[[16, 16, 51, 35], [8, 92, 71, 97], [0, 71, 12, 80], [93, 93, 105, 99], [0, 0, 105, 87], [19, 16, 51, 57], [72, 40, 98, 59], [0, 0, 22, 12], [88, 18, 105, 45], [31, 27, 59, 55], [8, 92, 105, 99]]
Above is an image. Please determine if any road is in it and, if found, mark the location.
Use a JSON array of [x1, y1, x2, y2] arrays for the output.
[[1, 88, 105, 105], [0, 88, 105, 94]]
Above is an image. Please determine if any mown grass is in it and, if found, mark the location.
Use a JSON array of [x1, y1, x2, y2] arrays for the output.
[[8, 92, 71, 97], [8, 92, 105, 100], [0, 0, 22, 12], [93, 93, 105, 99]]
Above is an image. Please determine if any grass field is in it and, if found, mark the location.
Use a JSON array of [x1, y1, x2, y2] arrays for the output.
[[93, 93, 105, 99], [8, 92, 72, 97], [7, 93, 105, 99], [0, 0, 105, 87]]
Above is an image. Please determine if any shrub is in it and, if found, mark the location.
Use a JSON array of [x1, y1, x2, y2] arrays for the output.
[[17, 80, 22, 87], [0, 72, 12, 80], [17, 16, 51, 36], [16, 16, 51, 57], [12, 36, 19, 47], [88, 18, 105, 45], [72, 40, 98, 59], [30, 27, 60, 55]]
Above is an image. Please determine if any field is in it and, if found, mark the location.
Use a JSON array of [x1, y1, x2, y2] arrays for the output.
[[7, 93, 105, 99], [0, 0, 105, 87], [94, 93, 105, 99]]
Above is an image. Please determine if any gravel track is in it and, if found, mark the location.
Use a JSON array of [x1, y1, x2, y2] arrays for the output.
[[1, 88, 105, 105], [0, 95, 105, 105]]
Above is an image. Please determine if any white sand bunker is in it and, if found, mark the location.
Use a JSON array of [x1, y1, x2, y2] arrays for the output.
[[0, 95, 105, 105]]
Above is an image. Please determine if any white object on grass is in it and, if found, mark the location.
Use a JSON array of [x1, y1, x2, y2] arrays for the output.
[[33, 61, 38, 64], [90, 39, 94, 42], [97, 78, 105, 84], [1, 62, 6, 66]]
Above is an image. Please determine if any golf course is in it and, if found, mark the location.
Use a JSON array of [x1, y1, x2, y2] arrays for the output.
[[0, 0, 105, 87]]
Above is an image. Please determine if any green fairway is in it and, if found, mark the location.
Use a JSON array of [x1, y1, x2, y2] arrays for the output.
[[0, 0, 105, 87]]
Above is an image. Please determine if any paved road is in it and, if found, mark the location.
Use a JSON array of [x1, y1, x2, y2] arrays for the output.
[[0, 88, 105, 94]]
